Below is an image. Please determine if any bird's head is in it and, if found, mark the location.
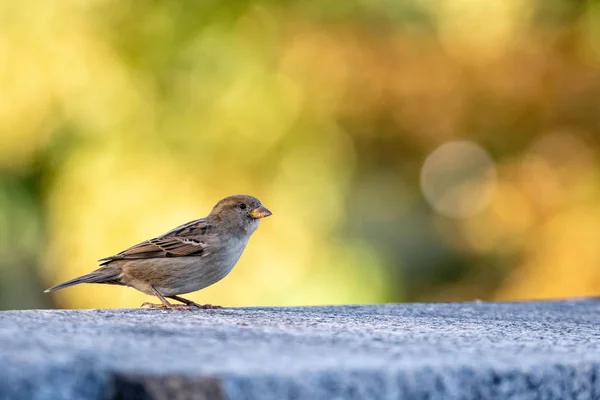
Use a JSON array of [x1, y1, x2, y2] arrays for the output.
[[209, 194, 272, 236]]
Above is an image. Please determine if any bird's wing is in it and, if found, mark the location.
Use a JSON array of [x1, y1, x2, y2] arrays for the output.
[[98, 218, 213, 265]]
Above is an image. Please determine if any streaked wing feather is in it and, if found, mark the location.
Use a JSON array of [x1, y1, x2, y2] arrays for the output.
[[99, 218, 212, 264]]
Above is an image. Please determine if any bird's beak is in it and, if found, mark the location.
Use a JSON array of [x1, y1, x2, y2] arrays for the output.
[[250, 205, 272, 219]]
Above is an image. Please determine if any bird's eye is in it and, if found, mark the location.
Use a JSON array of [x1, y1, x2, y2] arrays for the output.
[[239, 203, 247, 210]]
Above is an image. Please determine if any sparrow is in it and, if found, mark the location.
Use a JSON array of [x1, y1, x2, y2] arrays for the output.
[[45, 194, 272, 310]]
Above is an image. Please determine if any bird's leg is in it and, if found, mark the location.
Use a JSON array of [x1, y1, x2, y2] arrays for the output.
[[168, 295, 222, 309], [141, 286, 193, 310]]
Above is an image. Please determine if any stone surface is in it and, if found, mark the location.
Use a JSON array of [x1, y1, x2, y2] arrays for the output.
[[1, 300, 600, 399]]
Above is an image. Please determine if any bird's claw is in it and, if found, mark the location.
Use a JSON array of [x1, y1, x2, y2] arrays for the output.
[[140, 302, 193, 310], [185, 302, 222, 309]]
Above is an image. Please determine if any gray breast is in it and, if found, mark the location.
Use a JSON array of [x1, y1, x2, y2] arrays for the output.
[[156, 237, 249, 296]]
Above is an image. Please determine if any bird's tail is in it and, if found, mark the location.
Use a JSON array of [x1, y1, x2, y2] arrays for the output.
[[44, 267, 121, 293]]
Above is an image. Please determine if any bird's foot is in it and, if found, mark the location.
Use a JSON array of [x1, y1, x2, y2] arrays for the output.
[[140, 302, 193, 310], [167, 295, 222, 309], [186, 302, 222, 309]]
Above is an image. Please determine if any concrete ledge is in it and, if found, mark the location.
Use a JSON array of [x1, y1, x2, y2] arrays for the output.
[[1, 300, 600, 399]]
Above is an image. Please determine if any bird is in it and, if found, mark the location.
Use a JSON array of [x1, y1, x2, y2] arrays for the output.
[[44, 194, 272, 310]]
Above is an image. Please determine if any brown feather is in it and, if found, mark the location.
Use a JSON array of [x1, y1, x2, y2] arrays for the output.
[[99, 218, 212, 265], [44, 266, 121, 292]]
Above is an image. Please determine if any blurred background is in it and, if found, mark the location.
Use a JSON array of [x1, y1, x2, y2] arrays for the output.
[[1, 0, 600, 309]]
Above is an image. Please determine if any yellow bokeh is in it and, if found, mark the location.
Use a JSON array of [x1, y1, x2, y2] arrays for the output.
[[1, 0, 600, 309]]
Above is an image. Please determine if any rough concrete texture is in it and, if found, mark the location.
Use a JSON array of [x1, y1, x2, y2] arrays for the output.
[[1, 300, 600, 399]]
